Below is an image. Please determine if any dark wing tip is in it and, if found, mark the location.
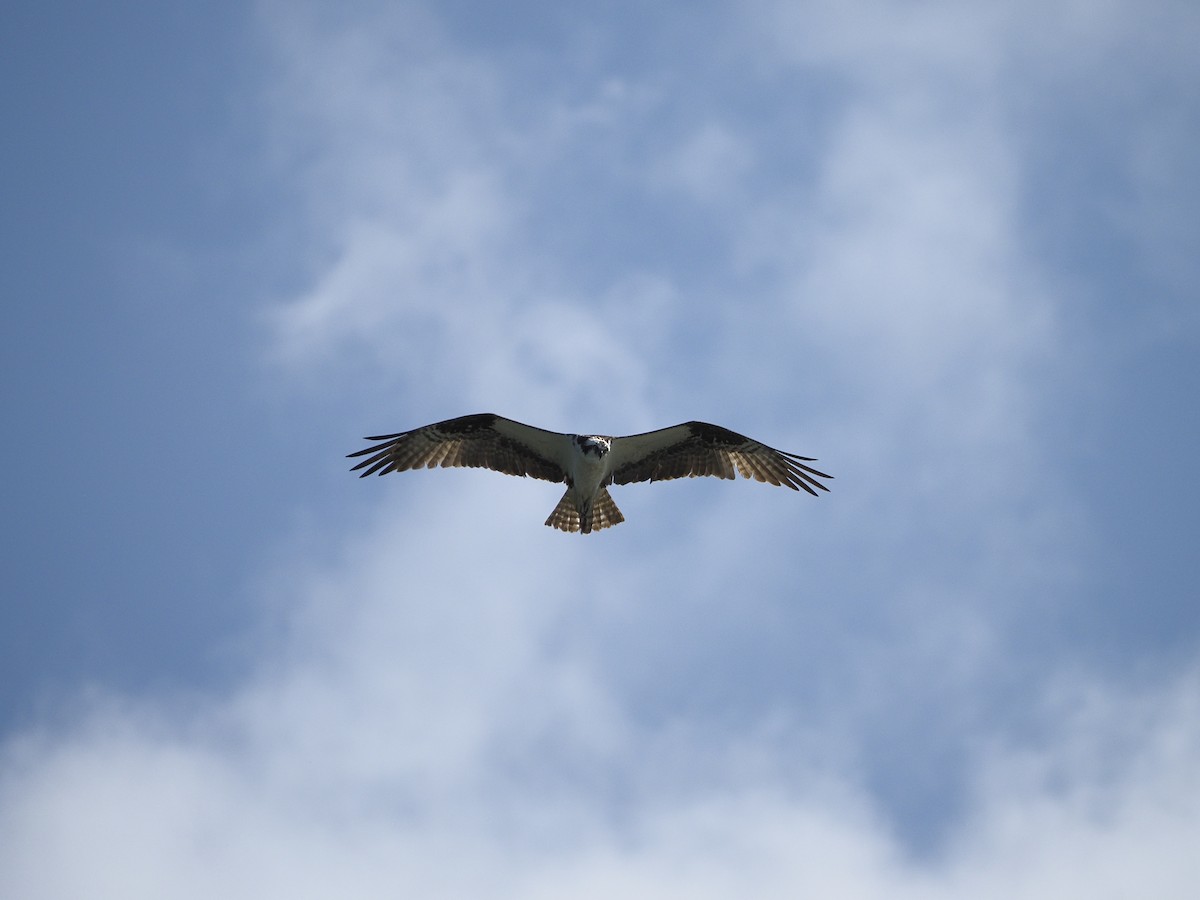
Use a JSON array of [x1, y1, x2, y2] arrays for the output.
[[774, 449, 833, 481], [347, 433, 403, 460], [348, 432, 408, 478]]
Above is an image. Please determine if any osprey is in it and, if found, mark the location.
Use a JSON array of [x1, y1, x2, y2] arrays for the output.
[[349, 413, 831, 534]]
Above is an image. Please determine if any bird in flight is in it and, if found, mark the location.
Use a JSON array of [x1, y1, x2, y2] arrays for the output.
[[349, 413, 831, 534]]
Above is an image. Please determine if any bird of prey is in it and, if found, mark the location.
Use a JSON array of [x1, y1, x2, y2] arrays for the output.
[[348, 413, 831, 534]]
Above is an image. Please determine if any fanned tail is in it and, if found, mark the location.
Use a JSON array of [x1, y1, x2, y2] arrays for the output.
[[545, 486, 625, 534]]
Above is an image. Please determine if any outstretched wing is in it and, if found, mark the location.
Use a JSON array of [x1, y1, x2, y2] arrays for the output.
[[608, 422, 831, 496], [348, 413, 569, 483]]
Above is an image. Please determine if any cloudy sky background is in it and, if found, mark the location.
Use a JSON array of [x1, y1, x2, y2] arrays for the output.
[[3, 0, 1199, 895]]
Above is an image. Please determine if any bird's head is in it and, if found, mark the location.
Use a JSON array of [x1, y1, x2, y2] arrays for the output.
[[576, 435, 612, 458]]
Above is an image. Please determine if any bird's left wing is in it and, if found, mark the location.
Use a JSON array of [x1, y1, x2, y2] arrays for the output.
[[608, 422, 831, 496], [348, 413, 569, 483]]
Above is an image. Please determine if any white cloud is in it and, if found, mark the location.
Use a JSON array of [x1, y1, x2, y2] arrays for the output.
[[3, 497, 1199, 897], [256, 4, 684, 427]]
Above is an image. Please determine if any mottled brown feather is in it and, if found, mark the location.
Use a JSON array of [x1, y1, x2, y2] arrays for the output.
[[610, 421, 830, 496], [348, 413, 567, 483]]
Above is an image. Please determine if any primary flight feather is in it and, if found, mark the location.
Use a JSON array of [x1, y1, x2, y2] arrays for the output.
[[348, 413, 831, 534]]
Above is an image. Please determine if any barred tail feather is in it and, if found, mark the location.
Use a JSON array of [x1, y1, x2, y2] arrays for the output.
[[545, 486, 626, 534], [587, 487, 625, 533]]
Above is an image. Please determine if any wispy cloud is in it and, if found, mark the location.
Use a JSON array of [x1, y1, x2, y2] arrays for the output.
[[3, 501, 1198, 896]]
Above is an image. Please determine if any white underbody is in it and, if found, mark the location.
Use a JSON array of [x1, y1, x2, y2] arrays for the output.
[[566, 443, 611, 500]]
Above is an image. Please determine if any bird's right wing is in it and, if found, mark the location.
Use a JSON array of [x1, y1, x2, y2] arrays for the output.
[[348, 413, 569, 483]]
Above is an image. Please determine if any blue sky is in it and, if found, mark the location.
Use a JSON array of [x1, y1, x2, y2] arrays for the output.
[[3, 0, 1199, 895]]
